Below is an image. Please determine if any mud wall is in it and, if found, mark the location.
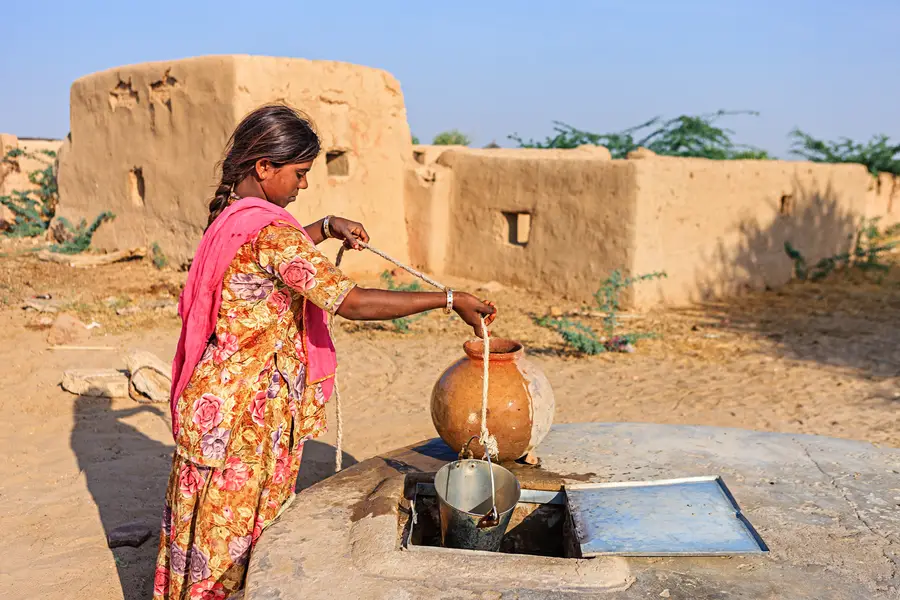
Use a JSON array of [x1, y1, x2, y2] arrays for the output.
[[57, 55, 413, 272], [406, 147, 900, 308]]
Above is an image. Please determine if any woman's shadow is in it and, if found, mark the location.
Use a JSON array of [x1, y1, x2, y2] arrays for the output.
[[70, 394, 357, 600], [70, 394, 173, 600]]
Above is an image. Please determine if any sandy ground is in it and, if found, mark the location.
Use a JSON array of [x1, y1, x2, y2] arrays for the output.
[[0, 244, 897, 599]]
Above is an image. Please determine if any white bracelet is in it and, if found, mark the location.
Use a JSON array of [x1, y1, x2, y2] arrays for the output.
[[323, 215, 334, 239], [444, 289, 454, 314]]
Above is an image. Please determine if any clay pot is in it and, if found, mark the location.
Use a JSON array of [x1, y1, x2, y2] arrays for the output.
[[431, 338, 555, 462]]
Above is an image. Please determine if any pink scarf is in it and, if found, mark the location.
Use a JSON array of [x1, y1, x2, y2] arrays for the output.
[[169, 197, 337, 433]]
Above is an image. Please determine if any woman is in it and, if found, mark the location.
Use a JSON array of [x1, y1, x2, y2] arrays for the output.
[[153, 104, 496, 599]]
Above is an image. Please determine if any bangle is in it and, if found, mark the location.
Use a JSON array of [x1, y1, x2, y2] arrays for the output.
[[444, 289, 454, 315], [323, 215, 334, 239]]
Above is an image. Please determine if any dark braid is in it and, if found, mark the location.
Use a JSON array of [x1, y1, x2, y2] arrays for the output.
[[207, 183, 234, 228], [207, 104, 320, 230]]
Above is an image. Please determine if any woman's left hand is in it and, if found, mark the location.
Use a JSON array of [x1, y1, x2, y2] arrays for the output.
[[329, 217, 370, 250]]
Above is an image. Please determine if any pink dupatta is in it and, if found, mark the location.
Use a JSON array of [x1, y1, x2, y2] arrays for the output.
[[169, 197, 337, 435]]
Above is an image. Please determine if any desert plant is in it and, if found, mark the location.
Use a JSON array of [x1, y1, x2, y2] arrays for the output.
[[380, 270, 426, 332], [788, 130, 900, 177], [150, 242, 169, 269], [432, 130, 471, 146], [536, 269, 667, 354], [510, 110, 770, 160], [50, 212, 116, 254], [785, 217, 900, 282], [411, 134, 420, 145], [0, 148, 58, 237]]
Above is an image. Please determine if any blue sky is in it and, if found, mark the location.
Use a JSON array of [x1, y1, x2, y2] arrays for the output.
[[3, 1, 898, 157]]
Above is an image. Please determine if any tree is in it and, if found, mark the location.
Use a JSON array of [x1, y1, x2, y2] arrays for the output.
[[509, 110, 770, 160], [788, 129, 900, 176], [432, 130, 471, 146]]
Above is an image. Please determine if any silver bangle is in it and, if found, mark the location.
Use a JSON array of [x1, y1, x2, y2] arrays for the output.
[[444, 289, 454, 314], [323, 215, 334, 239]]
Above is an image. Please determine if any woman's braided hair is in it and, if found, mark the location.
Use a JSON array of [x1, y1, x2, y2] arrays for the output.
[[208, 104, 321, 229]]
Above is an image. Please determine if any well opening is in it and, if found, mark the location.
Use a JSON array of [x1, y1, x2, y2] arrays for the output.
[[404, 480, 581, 559]]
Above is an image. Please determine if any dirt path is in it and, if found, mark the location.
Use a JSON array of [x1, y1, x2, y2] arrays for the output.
[[0, 249, 897, 599]]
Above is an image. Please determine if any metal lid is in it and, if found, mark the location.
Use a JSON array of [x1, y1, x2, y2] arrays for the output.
[[564, 476, 768, 557]]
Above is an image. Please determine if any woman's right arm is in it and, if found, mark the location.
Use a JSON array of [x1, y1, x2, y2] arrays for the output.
[[336, 287, 497, 337]]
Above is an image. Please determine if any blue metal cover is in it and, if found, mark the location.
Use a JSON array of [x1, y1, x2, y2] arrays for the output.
[[565, 476, 768, 557]]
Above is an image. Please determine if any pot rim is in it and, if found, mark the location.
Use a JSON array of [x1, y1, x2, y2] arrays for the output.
[[463, 338, 524, 362]]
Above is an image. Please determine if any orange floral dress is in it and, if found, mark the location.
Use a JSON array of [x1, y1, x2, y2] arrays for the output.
[[153, 224, 355, 600]]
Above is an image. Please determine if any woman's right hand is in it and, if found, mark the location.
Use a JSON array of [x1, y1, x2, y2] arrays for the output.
[[452, 292, 497, 337]]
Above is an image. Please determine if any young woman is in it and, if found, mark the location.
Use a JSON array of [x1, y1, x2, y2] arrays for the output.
[[153, 104, 496, 599]]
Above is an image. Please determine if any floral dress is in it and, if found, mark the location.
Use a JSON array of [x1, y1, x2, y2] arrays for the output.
[[153, 224, 355, 600]]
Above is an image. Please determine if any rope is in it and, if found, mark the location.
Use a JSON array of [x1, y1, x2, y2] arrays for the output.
[[329, 241, 498, 472], [479, 315, 499, 458]]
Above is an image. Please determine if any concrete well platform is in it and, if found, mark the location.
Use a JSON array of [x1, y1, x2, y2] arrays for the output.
[[246, 423, 900, 599]]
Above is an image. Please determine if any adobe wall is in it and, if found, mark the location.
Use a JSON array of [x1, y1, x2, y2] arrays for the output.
[[427, 148, 637, 298], [0, 135, 64, 197], [406, 147, 900, 308], [57, 55, 412, 271], [629, 156, 899, 308]]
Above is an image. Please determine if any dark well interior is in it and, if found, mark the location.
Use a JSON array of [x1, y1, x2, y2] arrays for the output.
[[405, 479, 582, 558]]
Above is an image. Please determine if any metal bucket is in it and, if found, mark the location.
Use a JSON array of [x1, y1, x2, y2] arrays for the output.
[[434, 456, 521, 551]]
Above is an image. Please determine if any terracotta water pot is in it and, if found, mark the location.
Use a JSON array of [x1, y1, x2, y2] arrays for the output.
[[430, 338, 555, 462]]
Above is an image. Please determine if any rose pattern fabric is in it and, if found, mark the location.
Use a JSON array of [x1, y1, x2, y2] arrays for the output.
[[267, 289, 291, 316], [278, 256, 318, 291], [212, 333, 239, 365], [153, 565, 169, 597], [213, 457, 251, 492], [228, 272, 274, 301], [156, 225, 355, 599], [179, 463, 206, 498], [228, 536, 252, 565], [200, 428, 230, 461], [189, 581, 226, 600], [191, 394, 223, 434], [249, 391, 267, 427]]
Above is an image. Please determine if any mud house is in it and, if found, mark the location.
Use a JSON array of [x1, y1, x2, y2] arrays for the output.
[[48, 55, 899, 307]]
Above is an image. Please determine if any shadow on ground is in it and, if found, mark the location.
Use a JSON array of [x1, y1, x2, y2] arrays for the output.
[[687, 177, 900, 378], [70, 395, 172, 600]]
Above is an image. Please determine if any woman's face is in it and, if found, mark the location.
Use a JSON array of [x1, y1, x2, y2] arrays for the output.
[[256, 159, 314, 208]]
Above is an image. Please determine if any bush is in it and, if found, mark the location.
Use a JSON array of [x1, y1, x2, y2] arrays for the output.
[[536, 269, 667, 354], [788, 130, 900, 177], [432, 130, 471, 146], [0, 148, 58, 237], [785, 218, 900, 282], [510, 110, 770, 160], [380, 270, 425, 333]]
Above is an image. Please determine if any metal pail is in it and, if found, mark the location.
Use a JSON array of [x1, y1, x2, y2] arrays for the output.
[[434, 458, 521, 551]]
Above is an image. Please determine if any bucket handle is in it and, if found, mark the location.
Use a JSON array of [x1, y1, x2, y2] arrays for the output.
[[461, 435, 500, 526]]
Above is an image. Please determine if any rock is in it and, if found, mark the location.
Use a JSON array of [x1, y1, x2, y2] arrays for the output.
[[46, 217, 75, 244], [0, 203, 15, 233], [47, 313, 91, 345], [23, 297, 60, 313], [125, 349, 172, 404], [627, 146, 657, 160], [549, 306, 563, 318], [476, 281, 504, 293], [61, 369, 129, 398], [107, 522, 152, 548], [660, 590, 671, 598]]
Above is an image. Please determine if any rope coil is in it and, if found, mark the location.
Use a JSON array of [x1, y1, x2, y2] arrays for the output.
[[330, 242, 497, 472]]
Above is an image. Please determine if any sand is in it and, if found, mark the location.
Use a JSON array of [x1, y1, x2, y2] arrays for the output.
[[0, 244, 897, 599]]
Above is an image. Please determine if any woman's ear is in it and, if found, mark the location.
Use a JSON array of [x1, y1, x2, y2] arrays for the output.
[[255, 159, 273, 180]]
